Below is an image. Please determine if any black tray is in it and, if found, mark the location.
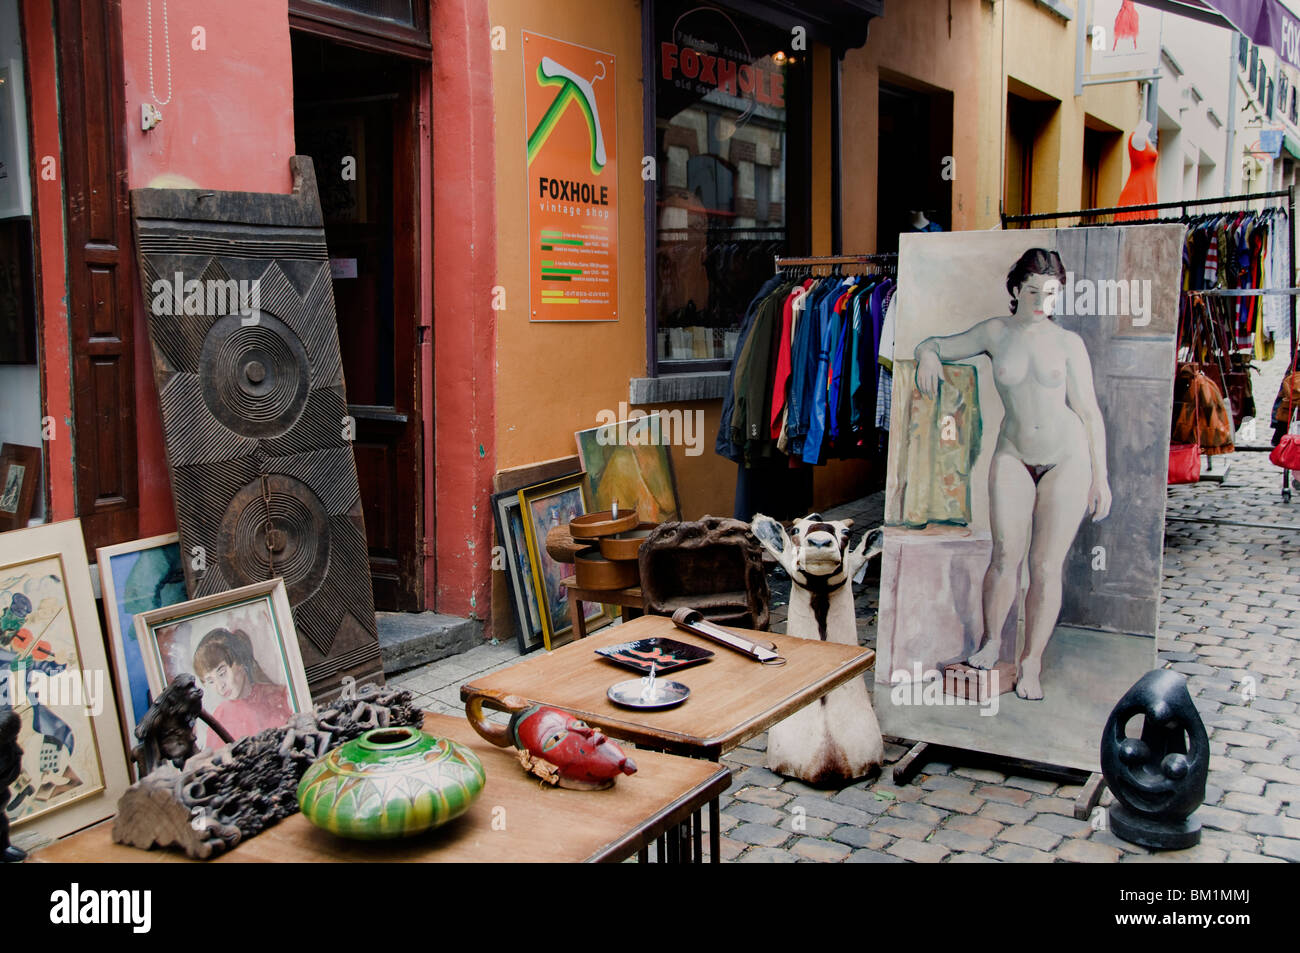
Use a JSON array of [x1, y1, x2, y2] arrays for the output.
[[595, 636, 714, 675]]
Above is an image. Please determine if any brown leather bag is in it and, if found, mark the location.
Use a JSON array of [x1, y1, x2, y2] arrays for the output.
[[1171, 365, 1234, 456], [1274, 370, 1300, 426]]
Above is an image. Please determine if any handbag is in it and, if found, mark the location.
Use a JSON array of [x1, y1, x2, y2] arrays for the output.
[[1168, 443, 1201, 485], [1270, 368, 1300, 471], [1171, 365, 1234, 455]]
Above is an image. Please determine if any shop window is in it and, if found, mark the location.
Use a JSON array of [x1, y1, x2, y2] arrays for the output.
[[650, 0, 812, 372]]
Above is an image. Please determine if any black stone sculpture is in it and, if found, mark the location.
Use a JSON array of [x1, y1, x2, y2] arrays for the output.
[[1100, 669, 1209, 850], [1, 709, 26, 862]]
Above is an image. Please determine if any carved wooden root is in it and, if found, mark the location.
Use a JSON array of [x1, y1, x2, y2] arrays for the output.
[[765, 678, 884, 786], [112, 767, 239, 860]]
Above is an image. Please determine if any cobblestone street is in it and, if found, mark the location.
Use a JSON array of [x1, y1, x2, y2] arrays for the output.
[[394, 356, 1300, 863]]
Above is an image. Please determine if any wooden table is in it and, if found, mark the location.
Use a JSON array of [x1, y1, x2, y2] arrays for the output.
[[30, 712, 730, 864], [460, 613, 876, 860]]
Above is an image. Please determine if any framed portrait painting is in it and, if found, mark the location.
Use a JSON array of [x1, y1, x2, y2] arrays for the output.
[[574, 413, 680, 522], [96, 533, 187, 744], [135, 578, 311, 751], [491, 488, 545, 653], [517, 473, 611, 650], [1, 520, 131, 850]]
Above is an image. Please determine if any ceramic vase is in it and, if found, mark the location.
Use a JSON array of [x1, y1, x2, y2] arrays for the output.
[[297, 726, 485, 840]]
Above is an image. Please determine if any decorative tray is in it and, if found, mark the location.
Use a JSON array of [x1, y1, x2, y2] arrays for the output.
[[594, 636, 714, 675]]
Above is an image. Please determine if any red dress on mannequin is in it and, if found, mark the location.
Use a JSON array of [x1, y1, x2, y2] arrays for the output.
[[1113, 0, 1140, 51], [1115, 132, 1157, 221]]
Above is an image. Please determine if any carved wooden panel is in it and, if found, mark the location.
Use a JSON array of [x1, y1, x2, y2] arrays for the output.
[[130, 158, 382, 700]]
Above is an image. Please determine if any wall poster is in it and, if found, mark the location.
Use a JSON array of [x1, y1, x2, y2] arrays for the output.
[[875, 226, 1183, 772], [523, 31, 618, 322]]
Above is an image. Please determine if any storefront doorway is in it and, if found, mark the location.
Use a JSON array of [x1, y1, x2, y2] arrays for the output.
[[291, 34, 425, 611], [877, 77, 953, 253]]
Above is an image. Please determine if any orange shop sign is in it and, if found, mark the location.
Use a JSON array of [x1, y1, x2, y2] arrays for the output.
[[523, 32, 618, 323]]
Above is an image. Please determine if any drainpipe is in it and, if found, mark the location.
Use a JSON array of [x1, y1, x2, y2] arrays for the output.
[[1225, 32, 1239, 194]]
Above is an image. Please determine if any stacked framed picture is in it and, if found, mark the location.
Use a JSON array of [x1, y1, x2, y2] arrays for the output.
[[492, 472, 612, 653]]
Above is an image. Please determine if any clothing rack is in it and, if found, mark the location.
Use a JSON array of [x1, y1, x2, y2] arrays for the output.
[[775, 253, 897, 276], [1005, 190, 1296, 503]]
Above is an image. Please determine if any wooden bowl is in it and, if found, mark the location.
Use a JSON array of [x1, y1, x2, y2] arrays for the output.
[[598, 523, 658, 562], [574, 546, 639, 590], [569, 510, 639, 539]]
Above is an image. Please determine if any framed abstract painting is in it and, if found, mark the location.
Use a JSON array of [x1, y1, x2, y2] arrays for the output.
[[1, 520, 131, 851], [574, 413, 680, 522], [96, 533, 187, 745], [135, 578, 311, 751]]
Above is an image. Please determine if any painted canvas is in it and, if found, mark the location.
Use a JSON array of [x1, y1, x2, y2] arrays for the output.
[[97, 534, 187, 739], [1, 520, 130, 848], [575, 414, 680, 522], [875, 226, 1183, 772], [518, 473, 610, 649], [137, 579, 311, 751]]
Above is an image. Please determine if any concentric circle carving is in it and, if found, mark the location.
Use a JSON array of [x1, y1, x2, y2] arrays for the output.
[[198, 313, 310, 438], [217, 475, 330, 603]]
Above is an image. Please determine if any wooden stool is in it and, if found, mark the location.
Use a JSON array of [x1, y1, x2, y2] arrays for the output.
[[562, 576, 644, 639]]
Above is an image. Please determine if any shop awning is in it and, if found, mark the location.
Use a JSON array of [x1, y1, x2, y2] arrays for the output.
[[724, 0, 885, 51], [1135, 0, 1300, 70]]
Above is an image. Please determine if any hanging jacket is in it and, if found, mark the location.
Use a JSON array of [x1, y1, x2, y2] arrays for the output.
[[715, 274, 786, 463]]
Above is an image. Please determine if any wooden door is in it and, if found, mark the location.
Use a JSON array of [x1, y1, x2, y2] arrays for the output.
[[293, 37, 425, 610], [55, 0, 139, 553]]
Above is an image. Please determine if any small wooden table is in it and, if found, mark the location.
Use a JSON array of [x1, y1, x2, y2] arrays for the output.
[[561, 575, 643, 639], [30, 712, 730, 865], [460, 613, 876, 860]]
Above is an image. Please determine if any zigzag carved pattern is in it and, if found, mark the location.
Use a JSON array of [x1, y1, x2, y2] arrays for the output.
[[264, 448, 361, 516], [158, 375, 259, 465], [259, 386, 348, 458]]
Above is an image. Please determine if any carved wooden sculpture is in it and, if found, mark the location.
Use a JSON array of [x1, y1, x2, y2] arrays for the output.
[[131, 674, 233, 780], [113, 678, 421, 859], [130, 158, 382, 700], [638, 517, 769, 630], [751, 514, 885, 784]]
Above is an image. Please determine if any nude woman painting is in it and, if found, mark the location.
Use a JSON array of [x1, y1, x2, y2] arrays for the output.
[[914, 248, 1112, 701]]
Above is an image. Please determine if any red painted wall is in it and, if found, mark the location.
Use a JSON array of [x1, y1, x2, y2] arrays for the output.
[[21, 0, 75, 522], [429, 0, 498, 618]]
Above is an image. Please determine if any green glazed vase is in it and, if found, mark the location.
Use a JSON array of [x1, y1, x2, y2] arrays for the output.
[[297, 726, 486, 840]]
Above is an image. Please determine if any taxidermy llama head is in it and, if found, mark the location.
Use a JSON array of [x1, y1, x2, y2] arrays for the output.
[[751, 514, 882, 590]]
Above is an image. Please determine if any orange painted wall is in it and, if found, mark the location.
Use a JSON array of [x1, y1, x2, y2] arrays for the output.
[[489, 0, 649, 473]]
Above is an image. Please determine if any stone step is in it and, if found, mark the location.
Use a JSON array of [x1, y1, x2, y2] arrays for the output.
[[376, 611, 482, 676]]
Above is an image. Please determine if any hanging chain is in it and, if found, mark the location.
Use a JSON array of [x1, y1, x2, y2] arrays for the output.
[[260, 473, 276, 578], [146, 0, 173, 106]]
